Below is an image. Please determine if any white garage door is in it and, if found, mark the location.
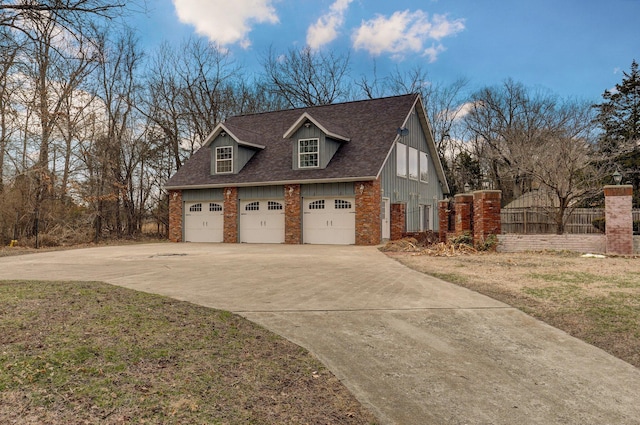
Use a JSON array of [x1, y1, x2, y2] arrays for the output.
[[303, 198, 356, 245], [184, 201, 224, 242], [240, 200, 285, 243]]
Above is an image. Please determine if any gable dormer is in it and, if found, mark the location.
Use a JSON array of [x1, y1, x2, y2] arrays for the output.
[[204, 123, 265, 175], [283, 112, 350, 170]]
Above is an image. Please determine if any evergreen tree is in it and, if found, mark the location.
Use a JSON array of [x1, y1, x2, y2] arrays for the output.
[[594, 60, 640, 206]]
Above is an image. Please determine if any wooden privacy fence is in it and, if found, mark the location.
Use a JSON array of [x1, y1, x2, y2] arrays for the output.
[[501, 207, 640, 234], [501, 208, 606, 234]]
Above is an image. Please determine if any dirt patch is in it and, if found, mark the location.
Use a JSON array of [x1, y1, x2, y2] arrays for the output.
[[389, 249, 640, 368], [0, 281, 378, 424]]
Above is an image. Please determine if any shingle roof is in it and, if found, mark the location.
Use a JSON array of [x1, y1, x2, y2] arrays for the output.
[[166, 94, 419, 189]]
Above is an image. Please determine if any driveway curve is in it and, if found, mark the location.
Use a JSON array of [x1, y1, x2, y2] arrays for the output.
[[2, 243, 640, 424]]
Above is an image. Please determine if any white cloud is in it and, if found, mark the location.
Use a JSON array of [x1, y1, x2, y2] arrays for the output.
[[307, 0, 353, 49], [172, 0, 279, 48], [352, 10, 464, 61]]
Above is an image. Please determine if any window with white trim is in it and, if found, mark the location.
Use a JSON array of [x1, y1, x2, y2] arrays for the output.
[[420, 151, 429, 182], [268, 201, 283, 210], [245, 201, 260, 211], [396, 143, 407, 177], [215, 146, 233, 174], [298, 138, 319, 168], [189, 203, 202, 212], [409, 147, 418, 180], [335, 199, 352, 209], [209, 203, 222, 212], [309, 200, 325, 210]]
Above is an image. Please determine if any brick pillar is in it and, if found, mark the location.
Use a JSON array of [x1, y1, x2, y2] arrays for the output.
[[223, 187, 238, 243], [473, 190, 502, 245], [168, 190, 183, 242], [284, 184, 301, 244], [438, 199, 450, 243], [390, 203, 406, 241], [356, 179, 382, 245], [604, 185, 633, 255], [454, 194, 474, 236]]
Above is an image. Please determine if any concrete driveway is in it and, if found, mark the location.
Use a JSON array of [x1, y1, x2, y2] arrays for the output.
[[2, 243, 640, 424]]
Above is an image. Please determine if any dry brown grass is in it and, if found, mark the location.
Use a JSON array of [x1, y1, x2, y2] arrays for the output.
[[389, 249, 640, 368], [0, 281, 378, 424]]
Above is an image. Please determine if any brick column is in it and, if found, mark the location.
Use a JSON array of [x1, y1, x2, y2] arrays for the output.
[[168, 190, 183, 242], [223, 187, 238, 243], [604, 185, 633, 255], [438, 199, 450, 243], [284, 184, 301, 244], [356, 179, 382, 245], [454, 194, 474, 236], [390, 203, 406, 241], [473, 190, 501, 245]]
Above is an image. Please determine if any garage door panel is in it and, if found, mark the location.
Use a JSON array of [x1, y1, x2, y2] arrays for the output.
[[184, 202, 224, 243], [240, 200, 285, 244], [303, 198, 355, 245]]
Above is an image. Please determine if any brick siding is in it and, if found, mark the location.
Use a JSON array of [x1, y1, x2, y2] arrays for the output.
[[355, 179, 382, 245], [605, 185, 633, 255], [223, 187, 238, 243], [473, 190, 501, 245], [284, 184, 301, 244], [168, 190, 183, 242], [498, 234, 606, 253], [454, 194, 473, 236], [390, 203, 406, 241]]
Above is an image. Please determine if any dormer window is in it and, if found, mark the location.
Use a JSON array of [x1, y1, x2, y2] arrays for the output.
[[215, 146, 233, 174], [298, 138, 319, 168]]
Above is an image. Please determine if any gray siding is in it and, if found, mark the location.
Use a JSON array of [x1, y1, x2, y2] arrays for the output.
[[291, 124, 343, 170], [209, 135, 258, 174], [183, 188, 224, 201], [302, 182, 355, 197], [238, 185, 284, 200], [380, 106, 445, 231]]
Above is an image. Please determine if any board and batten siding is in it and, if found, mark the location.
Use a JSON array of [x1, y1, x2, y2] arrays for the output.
[[380, 106, 444, 232], [290, 124, 342, 170], [238, 185, 285, 200], [209, 135, 258, 175], [183, 188, 224, 202], [301, 182, 355, 197]]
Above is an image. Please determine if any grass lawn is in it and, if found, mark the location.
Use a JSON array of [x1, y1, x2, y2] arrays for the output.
[[390, 250, 640, 368], [0, 280, 378, 424]]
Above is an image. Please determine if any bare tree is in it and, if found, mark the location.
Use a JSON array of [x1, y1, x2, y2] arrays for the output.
[[464, 80, 605, 233], [262, 46, 351, 107]]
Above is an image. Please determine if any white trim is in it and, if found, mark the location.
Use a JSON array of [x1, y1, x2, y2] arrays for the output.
[[215, 146, 233, 174], [283, 112, 351, 141], [165, 176, 378, 190], [298, 138, 320, 169], [203, 123, 266, 149]]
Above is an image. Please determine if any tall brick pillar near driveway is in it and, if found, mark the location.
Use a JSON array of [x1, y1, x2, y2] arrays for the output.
[[284, 184, 301, 244], [454, 194, 474, 237], [438, 199, 450, 243], [356, 179, 382, 245], [223, 187, 238, 243], [473, 190, 501, 245], [390, 203, 406, 241], [604, 185, 633, 255], [168, 190, 183, 242]]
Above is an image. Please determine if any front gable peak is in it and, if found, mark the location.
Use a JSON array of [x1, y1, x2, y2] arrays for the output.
[[204, 123, 266, 150], [282, 112, 350, 142]]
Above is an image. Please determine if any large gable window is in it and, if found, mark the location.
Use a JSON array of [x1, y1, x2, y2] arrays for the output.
[[409, 147, 419, 180], [420, 151, 429, 182], [215, 146, 233, 174], [298, 138, 319, 168], [396, 143, 407, 177]]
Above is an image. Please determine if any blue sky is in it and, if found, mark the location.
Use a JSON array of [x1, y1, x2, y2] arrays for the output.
[[130, 0, 640, 102]]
